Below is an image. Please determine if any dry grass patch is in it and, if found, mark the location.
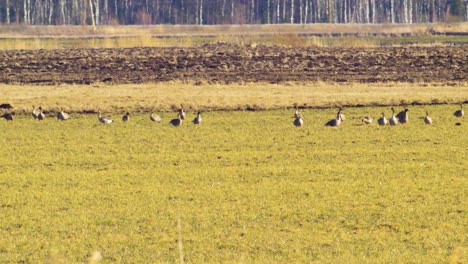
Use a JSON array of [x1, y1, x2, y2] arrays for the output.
[[1, 82, 467, 114]]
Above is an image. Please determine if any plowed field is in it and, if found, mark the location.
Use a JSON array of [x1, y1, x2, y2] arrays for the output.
[[0, 43, 466, 84]]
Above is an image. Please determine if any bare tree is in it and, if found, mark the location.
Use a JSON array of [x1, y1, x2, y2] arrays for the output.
[[6, 0, 10, 24]]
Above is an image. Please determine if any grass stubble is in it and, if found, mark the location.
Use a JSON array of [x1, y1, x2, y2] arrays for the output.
[[0, 82, 466, 263]]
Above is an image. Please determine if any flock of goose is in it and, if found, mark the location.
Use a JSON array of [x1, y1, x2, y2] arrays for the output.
[[292, 104, 464, 127], [0, 104, 202, 127], [96, 105, 202, 126], [0, 104, 465, 127]]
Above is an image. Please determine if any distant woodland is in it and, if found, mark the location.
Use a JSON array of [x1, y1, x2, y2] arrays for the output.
[[0, 0, 466, 26]]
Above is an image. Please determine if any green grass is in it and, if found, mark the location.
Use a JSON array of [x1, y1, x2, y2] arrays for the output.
[[0, 105, 466, 263]]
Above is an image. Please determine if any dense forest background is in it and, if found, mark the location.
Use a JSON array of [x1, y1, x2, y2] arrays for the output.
[[0, 0, 466, 26]]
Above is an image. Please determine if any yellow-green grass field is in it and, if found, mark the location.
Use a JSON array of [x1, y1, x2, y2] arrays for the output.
[[0, 104, 466, 263], [0, 82, 467, 263]]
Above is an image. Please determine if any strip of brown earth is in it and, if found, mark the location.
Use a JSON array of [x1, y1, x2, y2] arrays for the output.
[[0, 43, 466, 85]]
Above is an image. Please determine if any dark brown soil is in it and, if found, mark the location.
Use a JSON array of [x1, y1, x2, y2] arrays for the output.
[[0, 43, 466, 84]]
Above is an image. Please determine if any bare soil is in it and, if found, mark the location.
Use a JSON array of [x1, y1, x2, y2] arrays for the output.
[[0, 43, 466, 84]]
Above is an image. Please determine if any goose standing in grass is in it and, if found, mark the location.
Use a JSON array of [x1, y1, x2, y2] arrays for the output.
[[396, 107, 409, 124], [32, 105, 38, 119], [389, 107, 399, 126], [362, 116, 373, 125], [98, 112, 113, 124], [293, 105, 300, 119], [150, 112, 162, 122], [1, 112, 13, 121], [122, 112, 130, 122], [193, 111, 202, 125], [57, 108, 70, 121], [170, 114, 182, 127], [293, 113, 303, 127], [179, 105, 186, 120], [37, 106, 45, 121], [377, 112, 388, 126], [424, 111, 433, 125], [338, 107, 346, 122], [454, 104, 464, 118], [325, 108, 342, 127]]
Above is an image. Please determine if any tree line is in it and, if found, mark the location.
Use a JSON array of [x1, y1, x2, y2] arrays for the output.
[[0, 0, 466, 26]]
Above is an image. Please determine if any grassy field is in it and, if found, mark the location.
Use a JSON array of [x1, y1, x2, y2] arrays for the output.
[[1, 82, 467, 113], [0, 103, 466, 263], [0, 23, 466, 49]]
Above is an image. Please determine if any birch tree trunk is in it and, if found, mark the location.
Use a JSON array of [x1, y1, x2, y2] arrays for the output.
[[199, 0, 203, 25], [59, 0, 65, 24], [23, 0, 28, 24], [277, 0, 280, 23], [104, 0, 108, 24], [95, 0, 100, 25], [222, 0, 226, 17], [282, 0, 286, 22], [304, 0, 308, 23], [48, 0, 53, 24], [299, 0, 303, 23], [114, 0, 118, 20], [251, 0, 255, 23], [6, 0, 10, 24], [291, 0, 294, 24], [408, 0, 412, 23], [267, 0, 270, 23], [364, 0, 369, 23], [89, 0, 96, 29], [390, 0, 395, 23], [231, 0, 234, 22]]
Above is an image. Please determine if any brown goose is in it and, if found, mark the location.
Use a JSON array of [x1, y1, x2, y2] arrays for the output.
[[179, 105, 186, 120], [57, 108, 70, 121], [150, 112, 162, 122], [454, 104, 464, 118], [122, 112, 130, 122], [98, 112, 113, 124], [424, 111, 433, 125], [170, 114, 183, 127], [325, 108, 342, 127], [37, 106, 45, 120], [377, 112, 388, 126], [32, 105, 38, 119], [389, 107, 399, 126], [1, 112, 13, 121], [396, 107, 409, 124], [193, 111, 202, 125]]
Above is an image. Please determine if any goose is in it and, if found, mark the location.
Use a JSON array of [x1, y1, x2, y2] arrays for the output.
[[396, 107, 409, 124], [293, 114, 303, 127], [150, 112, 162, 122], [454, 104, 464, 118], [170, 114, 182, 127], [362, 116, 373, 125], [325, 108, 342, 127], [98, 112, 113, 124], [377, 112, 388, 126], [57, 108, 70, 121], [122, 112, 130, 122], [37, 106, 45, 120], [389, 107, 399, 126], [193, 111, 202, 125], [1, 112, 13, 121], [293, 106, 300, 119], [424, 111, 433, 125], [179, 105, 186, 120], [32, 105, 38, 119], [338, 107, 346, 122]]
